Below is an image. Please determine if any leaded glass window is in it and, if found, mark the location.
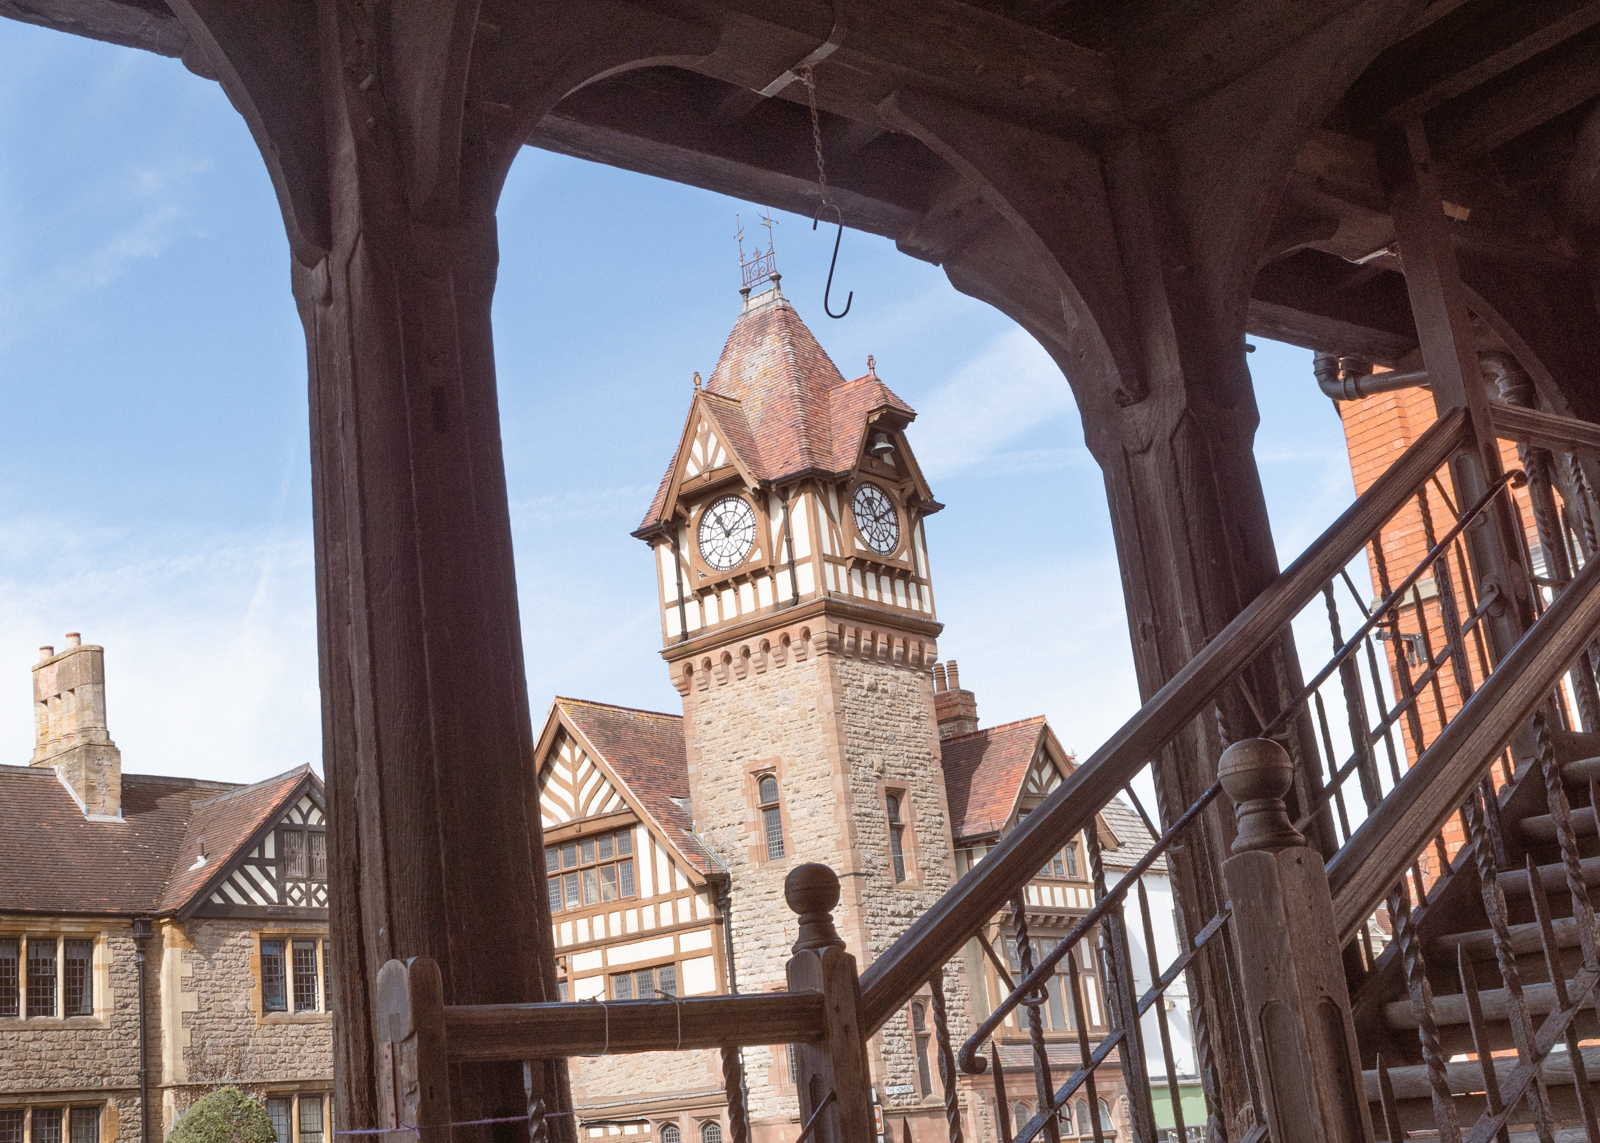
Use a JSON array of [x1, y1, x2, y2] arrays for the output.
[[267, 1099, 292, 1143], [27, 937, 56, 1018], [69, 1107, 100, 1143], [293, 940, 320, 1011], [758, 776, 784, 860], [261, 939, 288, 1013], [300, 1097, 325, 1143], [33, 1109, 62, 1143], [63, 940, 93, 1017], [0, 938, 18, 1018]]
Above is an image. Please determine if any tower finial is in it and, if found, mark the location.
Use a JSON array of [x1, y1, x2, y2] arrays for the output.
[[693, 371, 702, 390], [738, 210, 779, 298]]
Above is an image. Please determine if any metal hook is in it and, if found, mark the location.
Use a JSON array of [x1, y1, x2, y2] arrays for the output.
[[812, 202, 852, 319]]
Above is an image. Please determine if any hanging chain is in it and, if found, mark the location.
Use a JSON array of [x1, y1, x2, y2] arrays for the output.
[[801, 66, 829, 208]]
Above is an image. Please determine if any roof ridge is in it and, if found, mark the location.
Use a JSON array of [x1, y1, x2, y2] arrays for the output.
[[556, 696, 682, 722], [189, 764, 312, 809], [942, 715, 1047, 743]]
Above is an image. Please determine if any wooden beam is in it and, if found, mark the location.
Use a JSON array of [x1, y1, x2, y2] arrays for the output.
[[1430, 26, 1600, 158], [0, 0, 187, 56], [1354, 0, 1600, 126], [444, 992, 827, 1061]]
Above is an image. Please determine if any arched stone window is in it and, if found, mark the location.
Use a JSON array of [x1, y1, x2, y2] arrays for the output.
[[757, 774, 785, 859], [701, 1124, 722, 1143]]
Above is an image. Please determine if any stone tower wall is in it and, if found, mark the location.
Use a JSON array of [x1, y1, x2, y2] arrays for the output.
[[675, 612, 959, 1122]]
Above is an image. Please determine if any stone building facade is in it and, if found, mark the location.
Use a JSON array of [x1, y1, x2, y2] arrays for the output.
[[0, 637, 331, 1143], [534, 278, 1163, 1143]]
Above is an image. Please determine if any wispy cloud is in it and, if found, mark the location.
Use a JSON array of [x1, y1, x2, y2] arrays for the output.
[[910, 327, 1083, 479], [0, 512, 319, 784]]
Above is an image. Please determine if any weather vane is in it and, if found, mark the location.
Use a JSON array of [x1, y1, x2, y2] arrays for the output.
[[736, 211, 779, 291]]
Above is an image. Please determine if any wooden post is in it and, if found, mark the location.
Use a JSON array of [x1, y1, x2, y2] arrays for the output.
[[155, 4, 716, 1137], [786, 864, 875, 1143], [377, 957, 452, 1142], [1220, 740, 1373, 1143], [1382, 119, 1537, 664]]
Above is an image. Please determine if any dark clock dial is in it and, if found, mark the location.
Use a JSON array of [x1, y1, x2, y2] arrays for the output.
[[852, 482, 901, 555], [697, 496, 757, 571]]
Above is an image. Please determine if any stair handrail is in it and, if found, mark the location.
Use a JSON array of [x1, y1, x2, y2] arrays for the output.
[[856, 408, 1470, 1032]]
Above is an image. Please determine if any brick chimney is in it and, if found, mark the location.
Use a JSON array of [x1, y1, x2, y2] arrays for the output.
[[31, 634, 122, 820], [932, 659, 978, 740]]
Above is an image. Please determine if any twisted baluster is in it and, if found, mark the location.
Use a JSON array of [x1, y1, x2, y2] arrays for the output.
[[1012, 898, 1059, 1143], [1389, 882, 1460, 1143], [929, 972, 965, 1143], [722, 1047, 750, 1143], [1536, 712, 1599, 968]]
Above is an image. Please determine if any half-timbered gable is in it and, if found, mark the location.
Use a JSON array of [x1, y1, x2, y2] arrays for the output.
[[156, 767, 329, 920], [534, 699, 728, 1003]]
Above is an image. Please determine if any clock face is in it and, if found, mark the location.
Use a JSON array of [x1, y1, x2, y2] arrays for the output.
[[697, 496, 757, 571], [852, 483, 901, 555]]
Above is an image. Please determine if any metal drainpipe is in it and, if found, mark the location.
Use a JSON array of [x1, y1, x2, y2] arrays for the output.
[[781, 489, 799, 606], [132, 917, 153, 1143], [1312, 351, 1432, 400], [715, 875, 738, 994]]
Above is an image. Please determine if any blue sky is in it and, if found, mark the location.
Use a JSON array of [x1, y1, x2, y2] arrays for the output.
[[0, 20, 1366, 786]]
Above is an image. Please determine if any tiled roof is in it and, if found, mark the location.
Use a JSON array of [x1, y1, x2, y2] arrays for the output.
[[940, 718, 1047, 841], [156, 766, 314, 914], [1098, 794, 1165, 873], [555, 699, 721, 876], [638, 288, 914, 531], [0, 762, 318, 916]]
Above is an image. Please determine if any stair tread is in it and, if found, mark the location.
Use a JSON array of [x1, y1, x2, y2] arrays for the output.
[[1364, 1045, 1600, 1099], [1385, 980, 1569, 1028], [1565, 756, 1600, 782], [1436, 916, 1585, 958], [1497, 855, 1600, 895], [1522, 807, 1600, 842]]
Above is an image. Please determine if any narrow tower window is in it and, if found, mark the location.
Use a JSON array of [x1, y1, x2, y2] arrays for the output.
[[886, 794, 908, 882], [758, 775, 785, 860], [911, 1001, 933, 1095]]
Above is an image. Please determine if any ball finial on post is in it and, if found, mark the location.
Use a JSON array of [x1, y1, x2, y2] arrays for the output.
[[1218, 738, 1306, 854], [786, 863, 846, 953]]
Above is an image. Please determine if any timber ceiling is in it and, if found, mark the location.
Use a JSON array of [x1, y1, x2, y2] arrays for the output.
[[7, 0, 1600, 372]]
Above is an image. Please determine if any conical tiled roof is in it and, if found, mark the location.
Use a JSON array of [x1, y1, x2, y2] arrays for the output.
[[637, 285, 914, 532]]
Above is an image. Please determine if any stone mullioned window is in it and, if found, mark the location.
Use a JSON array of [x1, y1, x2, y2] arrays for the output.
[[0, 1105, 100, 1143], [260, 936, 331, 1015], [0, 935, 98, 1020], [266, 1094, 328, 1143]]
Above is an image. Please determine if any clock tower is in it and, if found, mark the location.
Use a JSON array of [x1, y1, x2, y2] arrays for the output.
[[633, 272, 965, 1123]]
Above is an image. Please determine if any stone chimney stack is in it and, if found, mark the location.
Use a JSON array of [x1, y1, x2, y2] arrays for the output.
[[31, 634, 122, 820], [932, 659, 979, 740]]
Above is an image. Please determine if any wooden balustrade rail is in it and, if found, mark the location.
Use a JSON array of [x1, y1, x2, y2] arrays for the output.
[[855, 409, 1469, 1033], [443, 992, 827, 1062], [1491, 403, 1600, 458]]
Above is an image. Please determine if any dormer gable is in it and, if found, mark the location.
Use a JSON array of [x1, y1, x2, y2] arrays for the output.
[[636, 391, 765, 539], [165, 766, 329, 920]]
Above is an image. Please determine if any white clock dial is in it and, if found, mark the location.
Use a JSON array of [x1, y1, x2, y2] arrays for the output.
[[697, 496, 757, 571], [852, 483, 901, 555]]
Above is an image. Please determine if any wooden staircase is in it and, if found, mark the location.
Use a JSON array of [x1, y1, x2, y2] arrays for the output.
[[1351, 729, 1600, 1140]]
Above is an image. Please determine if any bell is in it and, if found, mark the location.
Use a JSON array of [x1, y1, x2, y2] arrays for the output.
[[869, 432, 894, 460]]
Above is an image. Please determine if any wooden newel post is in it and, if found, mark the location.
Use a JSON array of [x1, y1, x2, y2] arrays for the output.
[[1220, 740, 1373, 1143], [376, 957, 452, 1142], [785, 864, 875, 1143]]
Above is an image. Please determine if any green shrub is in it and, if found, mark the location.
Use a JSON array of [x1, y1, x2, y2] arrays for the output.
[[167, 1087, 278, 1143]]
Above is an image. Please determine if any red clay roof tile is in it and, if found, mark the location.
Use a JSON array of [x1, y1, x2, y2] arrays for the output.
[[940, 718, 1048, 841], [638, 289, 913, 532], [555, 699, 720, 876]]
